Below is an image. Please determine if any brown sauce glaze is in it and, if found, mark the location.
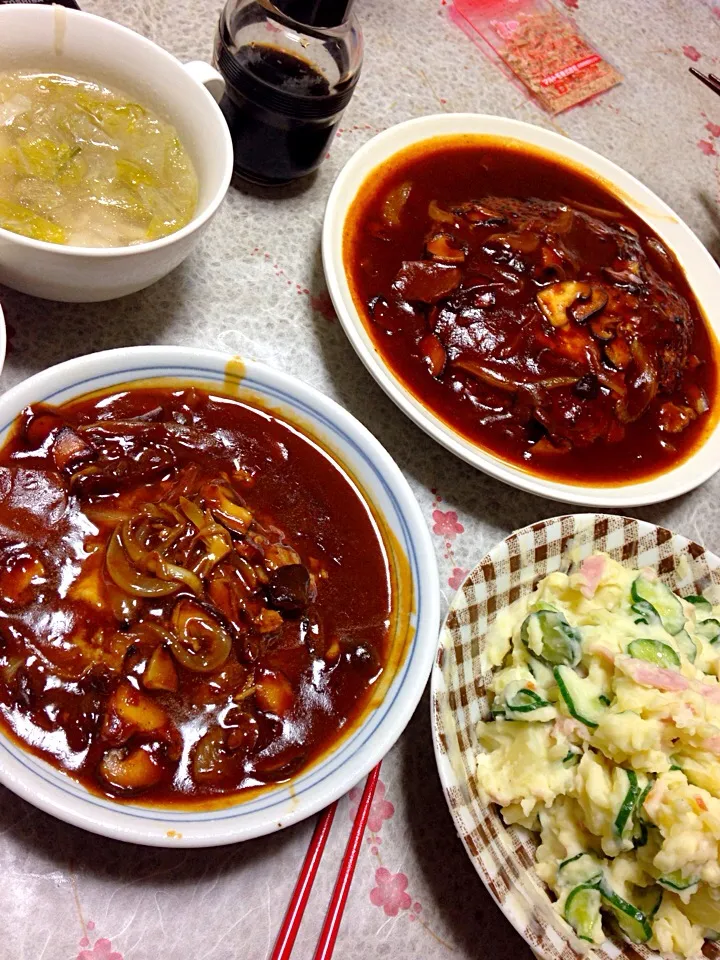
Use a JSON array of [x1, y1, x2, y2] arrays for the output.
[[345, 137, 719, 485], [0, 385, 391, 805]]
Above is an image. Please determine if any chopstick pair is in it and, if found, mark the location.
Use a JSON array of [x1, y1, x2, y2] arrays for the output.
[[690, 67, 720, 97], [270, 764, 382, 960]]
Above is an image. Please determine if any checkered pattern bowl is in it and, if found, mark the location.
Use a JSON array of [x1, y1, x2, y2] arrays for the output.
[[431, 513, 720, 960]]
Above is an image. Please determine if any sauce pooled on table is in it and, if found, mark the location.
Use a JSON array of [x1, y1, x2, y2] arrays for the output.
[[0, 387, 391, 803], [345, 138, 718, 484]]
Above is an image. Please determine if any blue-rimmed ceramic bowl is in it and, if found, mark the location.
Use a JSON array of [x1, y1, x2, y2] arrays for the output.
[[0, 346, 439, 847]]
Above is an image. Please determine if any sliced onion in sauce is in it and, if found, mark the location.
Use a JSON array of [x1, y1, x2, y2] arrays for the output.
[[106, 528, 181, 598], [427, 199, 455, 224], [169, 598, 233, 673]]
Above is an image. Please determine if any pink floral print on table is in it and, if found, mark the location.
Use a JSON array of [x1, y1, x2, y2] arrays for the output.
[[349, 778, 394, 833], [431, 509, 464, 540], [369, 867, 412, 917], [698, 139, 717, 155], [448, 567, 469, 591], [683, 45, 702, 61], [707, 121, 720, 137], [76, 937, 123, 960]]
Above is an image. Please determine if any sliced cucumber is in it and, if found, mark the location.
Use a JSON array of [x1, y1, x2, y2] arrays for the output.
[[633, 886, 662, 920], [685, 595, 713, 618], [600, 883, 653, 944], [697, 618, 720, 643], [562, 749, 581, 767], [674, 629, 697, 664], [632, 577, 685, 635], [598, 694, 611, 706], [505, 687, 551, 713], [558, 852, 604, 887], [615, 769, 641, 836], [632, 600, 662, 626], [636, 778, 654, 822], [554, 665, 606, 728], [534, 601, 560, 613], [564, 884, 602, 942], [632, 821, 648, 848], [627, 637, 680, 669], [658, 871, 699, 893], [521, 610, 581, 667]]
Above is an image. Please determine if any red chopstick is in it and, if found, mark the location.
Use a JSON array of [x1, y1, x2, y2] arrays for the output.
[[269, 763, 382, 960], [312, 764, 381, 960], [270, 801, 338, 960]]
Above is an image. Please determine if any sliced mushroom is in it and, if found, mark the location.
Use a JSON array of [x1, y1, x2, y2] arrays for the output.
[[531, 436, 571, 455], [381, 181, 411, 227], [572, 286, 608, 322], [687, 384, 710, 415], [454, 201, 507, 227], [567, 198, 624, 221], [573, 374, 600, 399], [453, 357, 518, 393], [658, 402, 697, 434], [391, 261, 461, 303], [602, 261, 644, 289], [646, 237, 672, 267], [225, 712, 260, 754], [548, 205, 574, 234], [367, 295, 421, 335], [52, 426, 97, 473], [486, 232, 540, 254], [427, 199, 456, 224], [25, 411, 63, 448], [616, 340, 658, 423], [532, 245, 567, 284], [267, 563, 315, 614], [419, 333, 447, 378], [589, 313, 618, 341], [425, 233, 465, 263], [604, 337, 631, 370], [191, 726, 243, 784], [536, 280, 591, 328]]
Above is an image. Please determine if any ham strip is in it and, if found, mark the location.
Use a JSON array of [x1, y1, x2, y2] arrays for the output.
[[619, 656, 720, 705], [618, 657, 690, 692], [577, 554, 606, 599]]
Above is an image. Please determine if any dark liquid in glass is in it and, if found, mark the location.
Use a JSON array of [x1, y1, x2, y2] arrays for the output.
[[218, 42, 340, 185]]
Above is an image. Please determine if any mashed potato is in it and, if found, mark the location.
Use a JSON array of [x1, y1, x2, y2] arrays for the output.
[[476, 553, 720, 956]]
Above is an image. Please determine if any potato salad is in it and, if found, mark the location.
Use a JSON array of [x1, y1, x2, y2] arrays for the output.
[[477, 554, 720, 957]]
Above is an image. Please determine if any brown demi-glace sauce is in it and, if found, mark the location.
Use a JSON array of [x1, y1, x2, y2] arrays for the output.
[[345, 137, 718, 485], [0, 386, 391, 805]]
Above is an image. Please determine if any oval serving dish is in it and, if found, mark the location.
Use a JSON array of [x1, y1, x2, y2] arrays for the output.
[[431, 513, 720, 960], [323, 114, 720, 507]]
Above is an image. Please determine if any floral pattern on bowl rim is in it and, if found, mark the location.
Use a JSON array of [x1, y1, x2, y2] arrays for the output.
[[431, 513, 720, 960]]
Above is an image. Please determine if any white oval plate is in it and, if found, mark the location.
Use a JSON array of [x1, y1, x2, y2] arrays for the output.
[[0, 345, 439, 847], [322, 114, 720, 507]]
